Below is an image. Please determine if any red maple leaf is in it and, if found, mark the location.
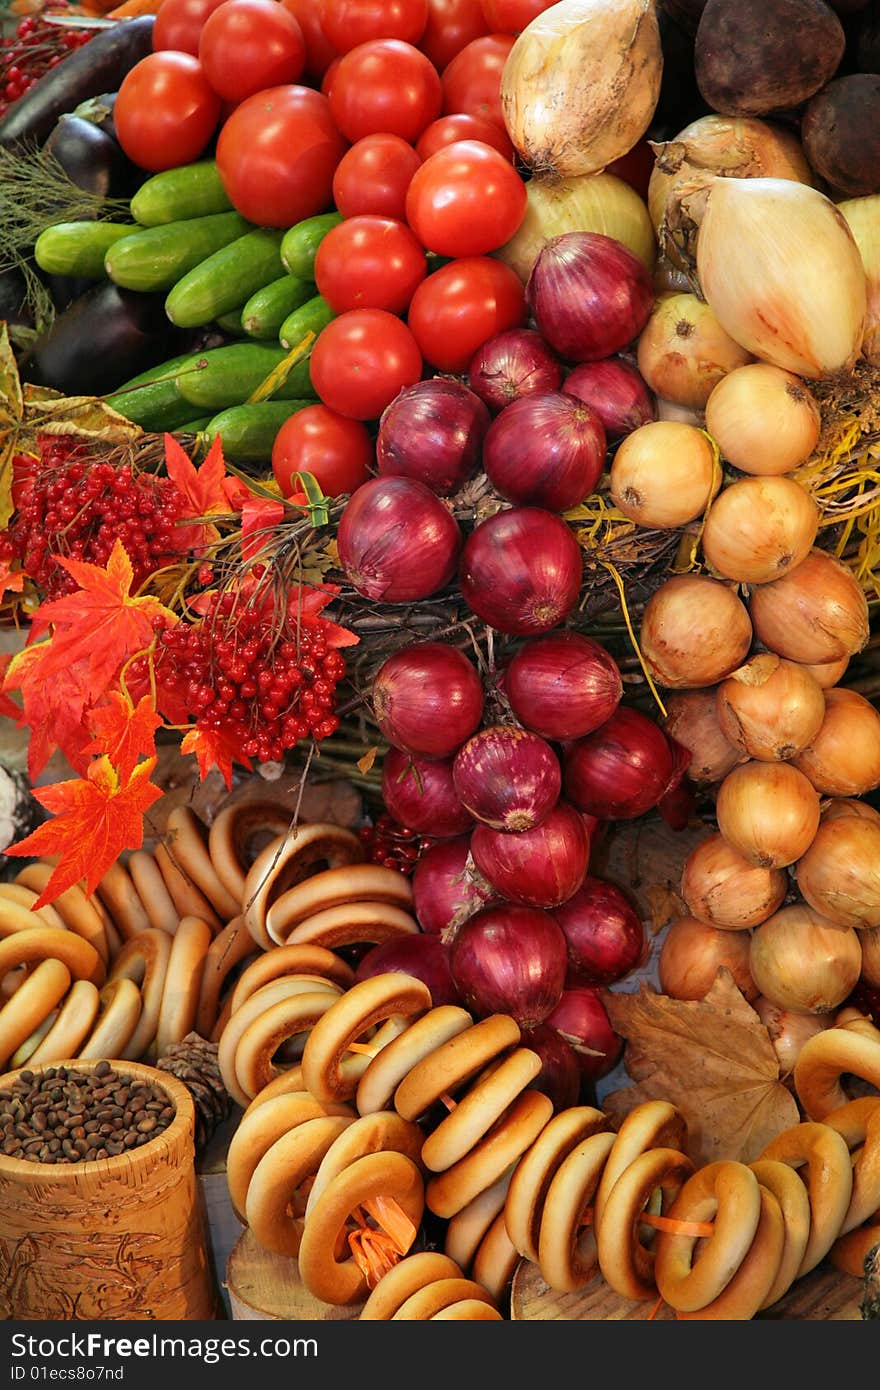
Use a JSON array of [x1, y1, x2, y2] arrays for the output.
[[0, 654, 22, 723], [0, 557, 24, 602], [241, 496, 286, 562], [83, 691, 162, 780], [28, 538, 177, 700], [290, 582, 360, 649], [222, 474, 254, 511], [4, 643, 93, 778], [181, 724, 250, 789], [164, 433, 229, 549], [5, 756, 163, 907]]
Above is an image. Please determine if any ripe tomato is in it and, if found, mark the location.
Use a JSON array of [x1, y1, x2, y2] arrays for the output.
[[479, 0, 556, 32], [415, 110, 513, 161], [406, 255, 525, 372], [152, 0, 229, 55], [315, 215, 427, 313], [310, 309, 423, 420], [331, 133, 422, 219], [321, 0, 428, 53], [440, 32, 515, 129], [114, 53, 221, 172], [421, 0, 489, 70], [405, 139, 525, 256], [216, 85, 347, 228], [328, 39, 442, 144], [281, 0, 338, 80], [198, 0, 306, 104], [271, 404, 373, 497]]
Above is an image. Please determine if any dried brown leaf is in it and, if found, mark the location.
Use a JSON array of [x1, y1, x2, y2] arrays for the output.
[[645, 884, 685, 936], [601, 969, 799, 1166]]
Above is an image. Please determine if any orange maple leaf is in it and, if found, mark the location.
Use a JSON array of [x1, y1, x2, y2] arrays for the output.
[[28, 538, 177, 700], [181, 724, 251, 790], [83, 691, 162, 780], [0, 557, 24, 602], [4, 643, 93, 778], [5, 756, 163, 908], [0, 654, 22, 724], [164, 433, 229, 549]]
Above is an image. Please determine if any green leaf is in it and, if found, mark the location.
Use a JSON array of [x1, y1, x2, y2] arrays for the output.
[[295, 469, 330, 528]]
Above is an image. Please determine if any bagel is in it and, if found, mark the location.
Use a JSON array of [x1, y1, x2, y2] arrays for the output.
[[127, 849, 180, 936], [446, 1166, 515, 1273], [226, 1091, 354, 1220], [0, 926, 104, 989], [28, 979, 101, 1066], [430, 1298, 504, 1320], [759, 1120, 854, 1276], [472, 1211, 520, 1305], [195, 916, 259, 1039], [534, 1130, 616, 1294], [10, 1011, 56, 1068], [217, 975, 344, 1108], [391, 1276, 497, 1320], [165, 805, 242, 922], [280, 900, 420, 953], [821, 1096, 880, 1234], [359, 1253, 464, 1320], [675, 1185, 785, 1321], [394, 1014, 521, 1122], [426, 1090, 554, 1220], [593, 1100, 689, 1234], [242, 1065, 306, 1118], [357, 1005, 474, 1117], [76, 977, 143, 1061], [245, 1114, 355, 1257], [0, 883, 67, 933], [305, 1111, 425, 1220], [153, 842, 223, 935], [595, 1146, 696, 1302], [265, 862, 413, 945], [14, 867, 110, 965], [829, 1219, 880, 1277], [301, 973, 433, 1105], [0, 958, 71, 1069], [504, 1106, 611, 1264], [747, 1158, 812, 1308], [95, 860, 152, 939], [229, 943, 354, 1015], [242, 825, 365, 950], [422, 1048, 543, 1174], [653, 1161, 763, 1313], [793, 1027, 880, 1120], [107, 927, 172, 1060], [208, 800, 294, 906], [154, 916, 214, 1057]]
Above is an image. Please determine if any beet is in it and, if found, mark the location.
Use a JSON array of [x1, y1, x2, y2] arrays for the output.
[[694, 0, 846, 115], [803, 74, 880, 193]]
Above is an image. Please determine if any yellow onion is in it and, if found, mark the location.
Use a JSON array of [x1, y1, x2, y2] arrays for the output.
[[701, 476, 819, 585], [500, 0, 663, 180], [496, 172, 656, 284], [636, 293, 754, 409], [821, 797, 880, 826], [793, 686, 880, 796], [748, 549, 870, 665], [838, 195, 880, 367], [753, 996, 833, 1076], [609, 420, 720, 527], [704, 363, 821, 476], [653, 257, 693, 297], [681, 830, 788, 929], [659, 915, 758, 1001], [858, 926, 880, 986], [655, 398, 704, 425], [796, 815, 880, 929], [715, 654, 826, 762], [749, 904, 862, 1014], [833, 1007, 880, 1044], [662, 689, 744, 783], [696, 178, 867, 379], [715, 760, 820, 868], [803, 654, 850, 689], [640, 574, 752, 689]]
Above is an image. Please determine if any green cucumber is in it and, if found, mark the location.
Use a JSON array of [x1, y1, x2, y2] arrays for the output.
[[278, 294, 334, 351], [34, 221, 136, 279], [280, 212, 342, 281], [165, 228, 286, 329], [241, 274, 315, 340], [130, 160, 233, 227], [104, 351, 203, 431], [174, 342, 315, 411], [215, 308, 249, 334], [104, 211, 251, 293], [205, 399, 313, 462], [173, 416, 214, 433]]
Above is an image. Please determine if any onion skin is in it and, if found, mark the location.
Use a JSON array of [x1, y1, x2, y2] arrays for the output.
[[504, 631, 623, 742], [449, 903, 568, 1029], [748, 550, 870, 666], [749, 904, 862, 1015], [703, 363, 821, 476], [701, 477, 819, 586], [662, 689, 744, 784], [372, 641, 484, 760], [796, 816, 880, 929], [411, 836, 498, 938], [640, 574, 753, 689], [610, 420, 720, 528], [467, 327, 563, 414], [452, 724, 561, 832], [715, 655, 826, 762], [803, 654, 849, 690], [681, 831, 788, 930], [753, 996, 832, 1076], [562, 705, 676, 820], [381, 748, 474, 838], [715, 759, 820, 869], [820, 798, 880, 826], [481, 391, 606, 513], [354, 934, 462, 1008], [793, 687, 880, 797], [554, 876, 646, 986], [469, 801, 590, 908], [545, 986, 622, 1083], [858, 926, 880, 987], [458, 506, 583, 637], [337, 475, 461, 602], [635, 292, 753, 409], [659, 915, 758, 1001], [563, 357, 656, 440], [375, 379, 490, 496], [526, 231, 655, 363]]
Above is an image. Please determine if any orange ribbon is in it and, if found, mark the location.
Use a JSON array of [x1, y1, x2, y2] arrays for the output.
[[347, 1197, 419, 1290]]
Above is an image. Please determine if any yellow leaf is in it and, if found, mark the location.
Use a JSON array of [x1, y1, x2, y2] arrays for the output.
[[357, 747, 378, 775]]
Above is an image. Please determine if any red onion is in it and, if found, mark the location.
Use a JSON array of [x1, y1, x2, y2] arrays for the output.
[[554, 877, 646, 987], [467, 327, 563, 414], [522, 1023, 582, 1112], [381, 748, 474, 838], [459, 506, 583, 636], [563, 706, 677, 820], [563, 358, 656, 441], [481, 391, 606, 513], [470, 801, 590, 908], [527, 232, 654, 363], [375, 378, 491, 496], [337, 476, 461, 602], [354, 933, 461, 1007], [449, 903, 568, 1028], [505, 631, 622, 742], [372, 641, 484, 760], [452, 724, 561, 831], [546, 986, 623, 1083], [411, 835, 498, 937]]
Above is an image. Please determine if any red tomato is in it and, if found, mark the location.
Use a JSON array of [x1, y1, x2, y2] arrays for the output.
[[216, 85, 347, 227], [406, 255, 525, 372], [421, 0, 489, 70], [315, 215, 427, 313], [440, 32, 514, 129], [310, 309, 423, 419], [328, 39, 442, 144], [271, 404, 373, 497], [321, 0, 428, 53], [332, 133, 422, 220], [479, 0, 556, 32], [281, 0, 338, 80], [405, 139, 525, 256], [415, 110, 513, 161], [152, 0, 229, 55], [321, 54, 342, 97], [114, 53, 221, 172], [198, 0, 306, 104]]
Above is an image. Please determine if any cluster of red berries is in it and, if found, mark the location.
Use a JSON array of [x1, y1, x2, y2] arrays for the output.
[[9, 438, 188, 598], [0, 3, 93, 121], [358, 813, 434, 877], [150, 589, 346, 763]]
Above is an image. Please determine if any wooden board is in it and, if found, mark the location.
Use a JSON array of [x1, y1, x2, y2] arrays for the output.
[[509, 1255, 864, 1321], [225, 1228, 365, 1321]]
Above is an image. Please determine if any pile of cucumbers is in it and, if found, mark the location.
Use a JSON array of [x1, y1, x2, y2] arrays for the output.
[[33, 159, 340, 462]]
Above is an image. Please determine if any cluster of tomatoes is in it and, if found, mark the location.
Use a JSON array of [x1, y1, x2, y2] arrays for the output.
[[111, 0, 563, 486]]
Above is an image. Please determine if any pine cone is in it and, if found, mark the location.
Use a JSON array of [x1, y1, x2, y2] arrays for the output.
[[862, 1241, 880, 1321], [155, 1032, 233, 1154]]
